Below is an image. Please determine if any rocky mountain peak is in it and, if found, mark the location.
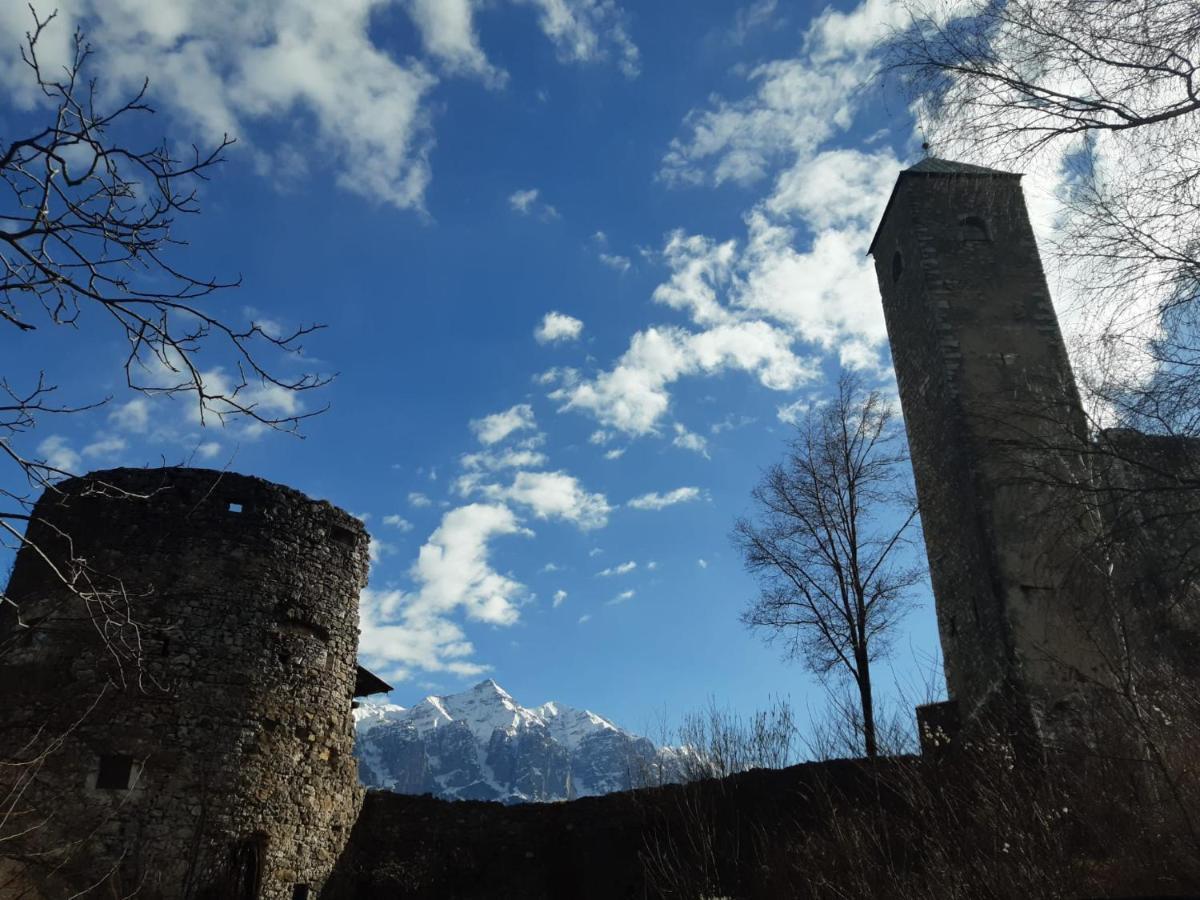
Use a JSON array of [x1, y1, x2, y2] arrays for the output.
[[353, 680, 682, 803]]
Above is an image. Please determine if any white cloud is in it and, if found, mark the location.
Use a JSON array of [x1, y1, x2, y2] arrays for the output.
[[37, 435, 80, 473], [383, 514, 415, 531], [535, 311, 584, 344], [597, 560, 636, 577], [368, 536, 397, 564], [461, 446, 549, 472], [646, 560, 658, 570], [46, 1, 439, 211], [81, 435, 127, 458], [578, 613, 592, 624], [515, 0, 640, 78], [553, 322, 814, 436], [603, 448, 625, 460], [404, 0, 507, 86], [196, 441, 222, 459], [409, 491, 433, 508], [731, 0, 780, 44], [470, 404, 537, 445], [671, 423, 710, 458], [110, 397, 150, 433], [553, 588, 568, 607], [598, 252, 631, 273], [1, 1, 645, 217], [608, 588, 635, 605], [697, 558, 708, 569], [627, 486, 701, 510], [358, 502, 531, 678], [540, 562, 561, 573], [509, 187, 560, 220], [478, 470, 611, 530]]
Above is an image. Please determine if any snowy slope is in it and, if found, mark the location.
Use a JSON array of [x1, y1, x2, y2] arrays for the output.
[[353, 679, 683, 803]]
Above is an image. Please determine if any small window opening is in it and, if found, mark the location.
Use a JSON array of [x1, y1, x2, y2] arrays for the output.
[[228, 501, 244, 514], [329, 524, 357, 548], [960, 215, 990, 242], [292, 884, 311, 900], [891, 250, 904, 283], [96, 754, 134, 790]]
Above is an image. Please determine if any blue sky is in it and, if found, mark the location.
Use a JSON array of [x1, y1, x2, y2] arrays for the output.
[[1, 0, 946, 735]]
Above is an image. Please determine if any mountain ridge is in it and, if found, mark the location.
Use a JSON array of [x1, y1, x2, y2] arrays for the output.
[[353, 679, 682, 803]]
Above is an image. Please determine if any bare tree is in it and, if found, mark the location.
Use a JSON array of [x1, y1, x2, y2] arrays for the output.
[[733, 374, 922, 758], [1, 9, 328, 650], [883, 0, 1200, 434]]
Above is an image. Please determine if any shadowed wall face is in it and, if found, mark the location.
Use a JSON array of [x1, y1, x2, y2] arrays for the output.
[[870, 163, 1109, 734], [0, 467, 369, 900]]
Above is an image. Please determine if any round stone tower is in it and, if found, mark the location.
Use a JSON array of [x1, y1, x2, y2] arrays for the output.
[[0, 467, 372, 899]]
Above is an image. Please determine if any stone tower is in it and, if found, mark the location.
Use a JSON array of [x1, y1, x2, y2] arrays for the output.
[[868, 159, 1111, 739], [0, 467, 386, 899]]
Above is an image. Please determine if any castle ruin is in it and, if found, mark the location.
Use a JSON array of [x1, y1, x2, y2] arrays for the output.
[[869, 158, 1200, 747], [0, 467, 388, 899], [1, 159, 1197, 898]]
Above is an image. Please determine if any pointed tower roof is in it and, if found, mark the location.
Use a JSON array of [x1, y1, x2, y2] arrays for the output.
[[903, 157, 1016, 176], [867, 157, 1021, 257]]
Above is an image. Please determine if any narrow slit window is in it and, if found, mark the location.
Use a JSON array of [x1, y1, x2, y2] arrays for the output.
[[891, 250, 904, 284], [96, 754, 134, 790]]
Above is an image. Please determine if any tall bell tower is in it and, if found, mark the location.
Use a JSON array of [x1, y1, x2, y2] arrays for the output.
[[869, 159, 1109, 738]]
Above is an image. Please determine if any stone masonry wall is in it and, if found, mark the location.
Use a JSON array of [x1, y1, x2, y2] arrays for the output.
[[871, 169, 1111, 733], [0, 467, 369, 899]]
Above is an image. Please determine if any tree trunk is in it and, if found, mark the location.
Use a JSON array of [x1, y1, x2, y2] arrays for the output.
[[857, 658, 877, 758]]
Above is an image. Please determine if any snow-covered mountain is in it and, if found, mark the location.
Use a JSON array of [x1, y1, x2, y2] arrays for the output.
[[353, 679, 684, 803]]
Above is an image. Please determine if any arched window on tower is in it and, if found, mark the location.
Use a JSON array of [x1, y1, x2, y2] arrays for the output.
[[959, 215, 990, 242], [891, 250, 904, 283]]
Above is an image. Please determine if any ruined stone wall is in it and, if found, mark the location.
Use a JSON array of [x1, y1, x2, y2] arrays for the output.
[[871, 168, 1111, 731], [0, 467, 369, 899], [1095, 430, 1200, 677]]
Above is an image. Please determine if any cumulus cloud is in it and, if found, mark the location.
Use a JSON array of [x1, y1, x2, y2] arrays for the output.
[[2, 1, 639, 214], [627, 486, 701, 510], [597, 560, 636, 577], [565, 0, 906, 450], [470, 404, 538, 445], [608, 588, 635, 605], [82, 435, 127, 458], [358, 503, 531, 679], [409, 491, 433, 508], [110, 397, 150, 433], [515, 0, 640, 78], [404, 0, 507, 86], [553, 322, 814, 435], [383, 514, 415, 531], [671, 423, 710, 458], [478, 470, 611, 530], [553, 588, 568, 607], [37, 435, 80, 473], [535, 312, 585, 344], [20, 1, 440, 211]]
